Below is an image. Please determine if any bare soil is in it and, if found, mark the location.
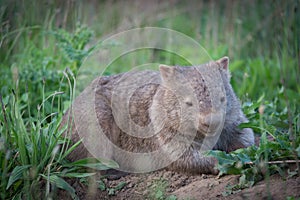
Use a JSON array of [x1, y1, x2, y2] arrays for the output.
[[58, 169, 300, 200]]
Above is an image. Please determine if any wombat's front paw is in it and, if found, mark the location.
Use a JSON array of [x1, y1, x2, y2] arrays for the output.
[[210, 167, 219, 175], [210, 157, 219, 175]]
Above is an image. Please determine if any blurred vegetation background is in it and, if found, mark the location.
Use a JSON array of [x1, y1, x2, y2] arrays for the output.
[[1, 0, 299, 104]]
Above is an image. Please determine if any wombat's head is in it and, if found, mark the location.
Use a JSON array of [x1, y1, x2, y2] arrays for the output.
[[150, 58, 226, 139], [152, 57, 245, 139]]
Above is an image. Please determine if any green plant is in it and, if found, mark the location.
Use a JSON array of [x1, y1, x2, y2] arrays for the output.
[[96, 179, 126, 196], [207, 96, 300, 194], [148, 178, 177, 200], [0, 23, 117, 199], [0, 71, 118, 199], [52, 23, 95, 74]]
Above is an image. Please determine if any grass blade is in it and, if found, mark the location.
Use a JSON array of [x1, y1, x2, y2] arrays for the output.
[[41, 174, 78, 200], [6, 165, 31, 189], [64, 157, 119, 171], [59, 172, 96, 178]]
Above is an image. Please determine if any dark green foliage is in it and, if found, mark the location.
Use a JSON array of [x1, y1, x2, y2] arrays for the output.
[[0, 18, 114, 199], [207, 98, 300, 192], [52, 23, 95, 73], [0, 85, 118, 199]]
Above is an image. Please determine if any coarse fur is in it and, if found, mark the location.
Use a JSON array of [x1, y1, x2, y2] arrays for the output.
[[61, 57, 254, 174]]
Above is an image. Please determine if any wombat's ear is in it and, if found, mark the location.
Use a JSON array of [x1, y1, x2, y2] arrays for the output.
[[216, 56, 229, 70], [159, 65, 175, 81]]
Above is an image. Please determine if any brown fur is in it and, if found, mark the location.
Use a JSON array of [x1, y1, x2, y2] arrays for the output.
[[61, 57, 254, 174]]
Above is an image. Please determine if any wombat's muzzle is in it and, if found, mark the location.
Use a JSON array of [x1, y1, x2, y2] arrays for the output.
[[198, 112, 225, 135]]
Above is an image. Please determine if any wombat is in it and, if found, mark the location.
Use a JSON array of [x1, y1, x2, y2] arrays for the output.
[[61, 56, 254, 174]]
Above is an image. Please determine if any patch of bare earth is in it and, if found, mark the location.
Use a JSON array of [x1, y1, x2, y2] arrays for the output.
[[58, 169, 300, 200]]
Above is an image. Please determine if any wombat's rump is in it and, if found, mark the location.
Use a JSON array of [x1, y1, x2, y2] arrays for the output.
[[61, 57, 254, 174]]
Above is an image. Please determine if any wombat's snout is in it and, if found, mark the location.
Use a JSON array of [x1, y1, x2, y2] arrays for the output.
[[198, 112, 224, 134]]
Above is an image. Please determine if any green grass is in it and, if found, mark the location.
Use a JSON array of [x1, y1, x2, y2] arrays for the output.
[[0, 69, 118, 199], [0, 0, 299, 199]]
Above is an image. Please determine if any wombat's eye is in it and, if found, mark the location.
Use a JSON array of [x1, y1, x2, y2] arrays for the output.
[[185, 101, 193, 106], [220, 97, 225, 103], [184, 97, 193, 106]]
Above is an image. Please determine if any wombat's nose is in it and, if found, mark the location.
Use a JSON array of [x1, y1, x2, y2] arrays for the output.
[[199, 112, 224, 134]]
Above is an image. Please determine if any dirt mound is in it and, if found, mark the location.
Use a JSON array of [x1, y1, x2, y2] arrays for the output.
[[173, 173, 300, 200], [58, 170, 300, 200]]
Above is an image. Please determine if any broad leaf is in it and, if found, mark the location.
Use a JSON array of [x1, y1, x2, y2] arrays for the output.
[[64, 157, 119, 170], [207, 150, 236, 165], [41, 174, 78, 199], [6, 165, 31, 189], [60, 172, 96, 178]]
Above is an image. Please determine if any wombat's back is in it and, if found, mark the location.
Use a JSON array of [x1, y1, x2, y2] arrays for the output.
[[62, 71, 162, 161]]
